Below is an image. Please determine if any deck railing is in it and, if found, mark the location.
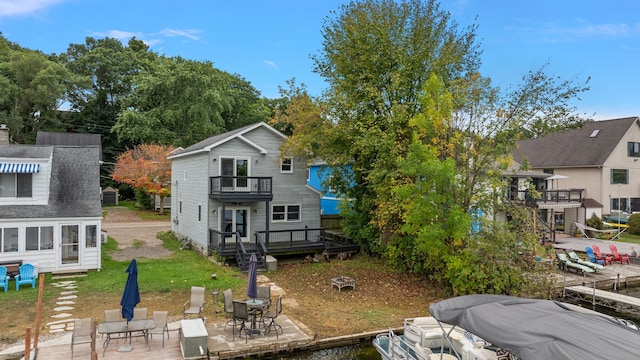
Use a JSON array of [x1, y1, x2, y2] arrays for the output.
[[209, 176, 272, 200]]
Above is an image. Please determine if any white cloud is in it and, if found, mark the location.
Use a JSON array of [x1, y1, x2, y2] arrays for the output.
[[263, 60, 278, 70], [158, 28, 202, 42], [0, 0, 66, 17]]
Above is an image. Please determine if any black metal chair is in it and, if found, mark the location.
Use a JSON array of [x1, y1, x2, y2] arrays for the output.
[[232, 300, 254, 343]]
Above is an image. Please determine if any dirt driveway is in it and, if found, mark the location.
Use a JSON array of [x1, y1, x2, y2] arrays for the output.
[[102, 206, 172, 261]]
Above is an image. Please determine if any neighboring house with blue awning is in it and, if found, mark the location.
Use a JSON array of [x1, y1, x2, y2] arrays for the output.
[[0, 125, 102, 274]]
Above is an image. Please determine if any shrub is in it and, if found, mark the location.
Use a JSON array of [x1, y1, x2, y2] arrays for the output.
[[585, 213, 603, 237], [628, 213, 640, 235]]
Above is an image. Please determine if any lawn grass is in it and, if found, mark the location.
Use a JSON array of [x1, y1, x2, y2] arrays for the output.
[[0, 230, 247, 344]]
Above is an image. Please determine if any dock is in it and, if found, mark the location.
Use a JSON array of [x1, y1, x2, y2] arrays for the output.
[[563, 285, 640, 315]]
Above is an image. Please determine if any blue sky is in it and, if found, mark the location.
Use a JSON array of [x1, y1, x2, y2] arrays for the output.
[[1, 0, 638, 120]]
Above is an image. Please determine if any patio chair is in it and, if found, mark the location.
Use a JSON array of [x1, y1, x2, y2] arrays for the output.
[[71, 318, 94, 358], [149, 311, 169, 347], [104, 309, 121, 322], [223, 289, 238, 332], [183, 286, 205, 319], [15, 263, 36, 290], [556, 252, 594, 275], [609, 244, 630, 265], [133, 307, 148, 320], [263, 294, 283, 338], [565, 249, 605, 272], [257, 285, 272, 308], [0, 265, 9, 292], [232, 300, 254, 343], [585, 246, 605, 266], [592, 245, 613, 265]]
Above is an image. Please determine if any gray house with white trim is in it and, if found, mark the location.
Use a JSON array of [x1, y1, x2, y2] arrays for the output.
[[0, 127, 102, 273], [168, 122, 321, 259]]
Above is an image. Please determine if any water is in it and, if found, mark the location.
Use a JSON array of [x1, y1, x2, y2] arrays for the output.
[[264, 344, 381, 360]]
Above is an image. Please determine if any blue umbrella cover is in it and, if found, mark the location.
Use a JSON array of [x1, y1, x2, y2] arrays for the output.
[[120, 259, 140, 322], [246, 253, 258, 300]]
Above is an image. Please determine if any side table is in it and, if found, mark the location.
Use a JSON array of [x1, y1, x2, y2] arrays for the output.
[[331, 276, 356, 291]]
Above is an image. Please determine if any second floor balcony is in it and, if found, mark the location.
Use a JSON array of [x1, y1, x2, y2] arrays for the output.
[[508, 189, 584, 208], [209, 176, 273, 202]]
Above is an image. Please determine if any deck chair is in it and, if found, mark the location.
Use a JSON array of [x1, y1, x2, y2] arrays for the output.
[[592, 245, 613, 265], [149, 311, 169, 347], [556, 252, 594, 275], [0, 266, 9, 292], [183, 286, 205, 319], [71, 318, 94, 358], [609, 244, 630, 265], [565, 249, 605, 272], [585, 247, 606, 266], [15, 263, 36, 290]]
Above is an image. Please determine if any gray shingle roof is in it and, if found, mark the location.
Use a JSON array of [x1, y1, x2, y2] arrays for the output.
[[0, 145, 101, 219], [514, 117, 639, 168], [36, 132, 102, 160]]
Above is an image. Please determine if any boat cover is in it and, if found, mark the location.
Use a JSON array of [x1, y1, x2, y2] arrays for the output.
[[428, 294, 640, 360]]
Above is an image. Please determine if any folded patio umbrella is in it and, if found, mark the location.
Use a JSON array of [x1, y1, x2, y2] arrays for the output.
[[120, 259, 140, 322], [246, 253, 258, 300]]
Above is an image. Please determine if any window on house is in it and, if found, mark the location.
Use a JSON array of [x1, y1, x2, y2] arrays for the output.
[[1, 227, 18, 252], [612, 198, 629, 213], [26, 226, 54, 251], [0, 173, 33, 197], [281, 158, 293, 173], [629, 142, 640, 157], [272, 205, 301, 222], [611, 169, 629, 184], [86, 225, 97, 248]]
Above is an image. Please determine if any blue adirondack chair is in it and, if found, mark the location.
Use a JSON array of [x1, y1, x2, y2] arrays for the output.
[[0, 265, 9, 292], [15, 263, 36, 290], [585, 246, 605, 266]]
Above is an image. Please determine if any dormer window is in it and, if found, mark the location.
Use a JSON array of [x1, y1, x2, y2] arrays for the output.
[[0, 173, 33, 197]]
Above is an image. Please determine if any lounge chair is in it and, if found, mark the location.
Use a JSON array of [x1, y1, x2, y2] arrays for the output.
[[15, 263, 36, 290], [609, 244, 630, 265], [556, 253, 594, 274], [565, 249, 605, 272], [585, 247, 605, 266], [592, 245, 613, 265]]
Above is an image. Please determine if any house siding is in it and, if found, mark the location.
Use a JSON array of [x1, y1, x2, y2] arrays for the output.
[[170, 122, 321, 251], [171, 152, 210, 252]]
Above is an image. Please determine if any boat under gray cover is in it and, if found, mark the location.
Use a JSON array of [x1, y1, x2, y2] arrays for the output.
[[429, 294, 640, 360]]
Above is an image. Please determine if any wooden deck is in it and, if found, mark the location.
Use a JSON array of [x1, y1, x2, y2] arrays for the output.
[[33, 328, 184, 360]]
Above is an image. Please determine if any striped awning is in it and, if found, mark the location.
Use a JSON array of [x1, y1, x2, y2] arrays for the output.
[[0, 163, 41, 173]]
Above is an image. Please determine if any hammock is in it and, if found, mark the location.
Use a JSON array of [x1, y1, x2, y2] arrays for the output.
[[574, 222, 625, 240]]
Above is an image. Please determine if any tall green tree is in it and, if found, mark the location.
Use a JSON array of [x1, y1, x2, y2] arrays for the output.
[[113, 57, 268, 147], [309, 0, 481, 251], [0, 35, 73, 143], [61, 37, 157, 162]]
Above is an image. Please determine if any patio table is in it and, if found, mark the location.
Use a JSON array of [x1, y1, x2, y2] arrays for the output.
[[97, 319, 155, 355]]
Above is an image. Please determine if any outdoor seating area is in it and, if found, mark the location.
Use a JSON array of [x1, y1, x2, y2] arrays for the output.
[[0, 263, 38, 292], [556, 252, 594, 275], [223, 284, 284, 343]]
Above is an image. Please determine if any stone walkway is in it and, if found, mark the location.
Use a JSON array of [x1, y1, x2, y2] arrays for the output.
[[46, 279, 80, 334]]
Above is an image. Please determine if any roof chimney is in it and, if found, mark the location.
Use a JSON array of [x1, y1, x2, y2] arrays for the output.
[[0, 124, 9, 146]]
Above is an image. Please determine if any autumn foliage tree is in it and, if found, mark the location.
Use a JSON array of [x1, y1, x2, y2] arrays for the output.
[[111, 144, 175, 214]]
